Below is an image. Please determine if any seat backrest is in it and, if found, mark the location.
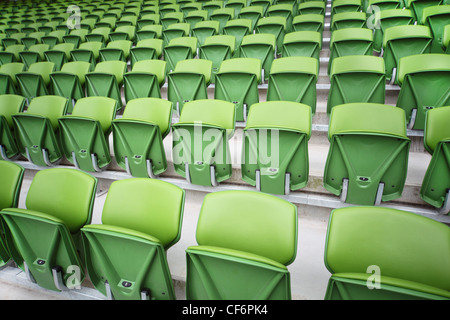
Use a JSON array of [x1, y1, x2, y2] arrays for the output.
[[325, 206, 450, 292], [93, 60, 127, 83], [196, 190, 298, 266], [101, 178, 185, 249], [59, 61, 91, 80], [383, 24, 432, 48], [130, 59, 167, 85], [25, 95, 69, 130], [166, 36, 198, 54], [71, 96, 117, 133], [0, 160, 24, 210], [203, 34, 236, 53], [270, 55, 318, 76], [424, 106, 450, 154], [178, 99, 235, 131], [397, 53, 450, 85], [330, 27, 373, 46], [330, 55, 385, 77], [0, 94, 26, 128], [218, 57, 262, 82], [25, 168, 97, 233], [173, 58, 212, 84], [241, 33, 276, 49]]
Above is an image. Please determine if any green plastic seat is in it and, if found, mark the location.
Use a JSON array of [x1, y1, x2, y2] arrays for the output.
[[331, 11, 367, 31], [222, 19, 253, 53], [12, 95, 69, 166], [327, 55, 386, 114], [172, 99, 236, 186], [224, 0, 247, 17], [324, 103, 411, 205], [331, 0, 362, 16], [0, 94, 26, 160], [267, 56, 318, 113], [382, 25, 433, 83], [19, 43, 49, 69], [136, 24, 163, 41], [81, 178, 185, 300], [85, 27, 111, 45], [109, 25, 136, 42], [292, 14, 325, 33], [266, 4, 295, 31], [367, 0, 402, 11], [210, 8, 235, 33], [137, 13, 160, 30], [328, 28, 373, 75], [112, 98, 172, 178], [0, 167, 97, 291], [70, 41, 104, 70], [162, 22, 191, 47], [422, 5, 450, 52], [396, 54, 450, 130], [0, 161, 24, 267], [242, 101, 312, 195], [43, 43, 74, 71], [58, 96, 117, 172], [62, 28, 89, 48], [99, 40, 132, 62], [324, 206, 450, 300], [163, 36, 198, 73], [85, 60, 127, 107], [237, 6, 264, 31], [407, 0, 443, 23], [95, 17, 117, 29], [0, 62, 25, 94], [199, 35, 235, 83], [123, 59, 167, 103], [0, 44, 25, 65], [281, 30, 322, 60], [130, 39, 163, 68], [181, 2, 203, 17], [161, 11, 184, 29], [41, 30, 66, 48], [202, 1, 224, 18], [420, 106, 450, 214], [297, 1, 326, 15], [444, 24, 450, 54], [168, 59, 212, 115], [16, 61, 55, 102], [21, 31, 45, 49], [184, 10, 209, 30], [239, 33, 276, 81], [49, 61, 91, 113], [255, 16, 287, 54], [372, 9, 414, 53], [214, 57, 262, 122], [192, 20, 220, 47], [186, 190, 298, 300], [250, 0, 274, 16]]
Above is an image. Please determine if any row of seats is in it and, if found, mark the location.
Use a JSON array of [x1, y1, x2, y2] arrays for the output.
[[0, 162, 449, 299], [1, 91, 449, 211]]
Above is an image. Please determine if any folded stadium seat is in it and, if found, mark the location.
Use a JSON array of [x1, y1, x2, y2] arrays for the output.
[[407, 0, 443, 24], [79, 18, 98, 31], [49, 61, 91, 113], [163, 36, 198, 73], [62, 29, 89, 49], [420, 106, 450, 214], [202, 1, 224, 18], [241, 101, 312, 195], [327, 55, 386, 114], [180, 2, 202, 17], [137, 13, 161, 30], [0, 167, 97, 292], [199, 35, 235, 83], [161, 12, 184, 30], [281, 30, 322, 60], [186, 190, 298, 300], [444, 24, 450, 53], [324, 103, 411, 205], [183, 10, 208, 30], [266, 4, 295, 32], [70, 41, 104, 70], [172, 99, 235, 186], [331, 11, 368, 31], [168, 59, 212, 115], [224, 0, 247, 17], [40, 30, 66, 48], [0, 94, 26, 160], [84, 60, 126, 108], [422, 5, 450, 53], [112, 98, 172, 178], [331, 0, 363, 17], [0, 161, 24, 268], [237, 6, 264, 31], [0, 44, 25, 65], [160, 4, 181, 19], [191, 20, 220, 47], [324, 206, 450, 300], [43, 43, 74, 71], [297, 1, 326, 15], [367, 0, 402, 11], [250, 0, 274, 16], [255, 16, 287, 55], [328, 27, 373, 75], [222, 18, 253, 53], [210, 8, 235, 33], [108, 25, 136, 42], [162, 22, 191, 47], [267, 56, 318, 113], [372, 8, 414, 53], [2, 32, 26, 48], [81, 178, 185, 300], [19, 43, 49, 69], [21, 31, 45, 49], [95, 17, 117, 29], [136, 24, 163, 41], [99, 39, 132, 62], [239, 33, 276, 82], [382, 25, 433, 84], [129, 39, 163, 68], [58, 96, 117, 172], [291, 14, 325, 33], [0, 62, 24, 94], [85, 27, 111, 45], [16, 61, 55, 102], [12, 95, 69, 166], [396, 54, 450, 130], [116, 16, 138, 29], [214, 58, 262, 122]]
